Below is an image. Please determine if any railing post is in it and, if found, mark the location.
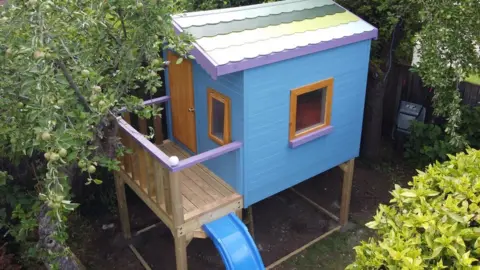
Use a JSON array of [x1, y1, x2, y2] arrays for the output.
[[169, 171, 184, 226], [169, 170, 188, 270]]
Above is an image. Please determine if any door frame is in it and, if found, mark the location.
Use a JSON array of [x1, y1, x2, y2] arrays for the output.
[[165, 51, 198, 154]]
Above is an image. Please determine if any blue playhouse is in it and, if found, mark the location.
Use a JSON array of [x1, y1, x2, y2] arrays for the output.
[[114, 0, 378, 269]]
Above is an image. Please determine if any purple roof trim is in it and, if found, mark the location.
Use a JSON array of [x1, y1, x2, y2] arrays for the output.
[[172, 141, 242, 172], [172, 21, 218, 80], [217, 29, 378, 76], [289, 125, 334, 148]]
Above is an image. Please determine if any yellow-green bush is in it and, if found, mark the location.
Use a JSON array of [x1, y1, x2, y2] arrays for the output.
[[348, 149, 480, 269]]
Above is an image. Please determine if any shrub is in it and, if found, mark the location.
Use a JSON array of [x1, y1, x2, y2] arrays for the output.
[[404, 106, 480, 167], [348, 148, 480, 269]]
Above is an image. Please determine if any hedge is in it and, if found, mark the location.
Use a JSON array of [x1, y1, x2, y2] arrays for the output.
[[348, 149, 480, 269]]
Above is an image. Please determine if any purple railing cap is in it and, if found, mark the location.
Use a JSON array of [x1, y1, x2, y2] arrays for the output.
[[117, 96, 170, 114], [171, 141, 242, 172], [117, 116, 242, 173], [117, 117, 174, 169]]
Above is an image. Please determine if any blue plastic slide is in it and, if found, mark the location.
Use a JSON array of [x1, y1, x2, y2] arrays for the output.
[[202, 213, 265, 270]]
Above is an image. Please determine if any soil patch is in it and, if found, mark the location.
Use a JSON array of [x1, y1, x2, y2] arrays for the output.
[[69, 157, 413, 269]]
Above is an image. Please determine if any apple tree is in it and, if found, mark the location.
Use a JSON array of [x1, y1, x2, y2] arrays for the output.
[[0, 0, 192, 268]]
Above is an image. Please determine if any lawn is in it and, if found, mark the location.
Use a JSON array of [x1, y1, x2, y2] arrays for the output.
[[466, 74, 480, 85]]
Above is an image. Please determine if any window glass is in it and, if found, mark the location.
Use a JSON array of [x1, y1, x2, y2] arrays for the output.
[[211, 98, 225, 139], [295, 87, 326, 133]]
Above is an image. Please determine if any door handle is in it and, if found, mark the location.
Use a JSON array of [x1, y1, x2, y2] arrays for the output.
[[188, 107, 195, 112]]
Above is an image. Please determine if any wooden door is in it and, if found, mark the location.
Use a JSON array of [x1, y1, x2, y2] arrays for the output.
[[167, 51, 197, 153]]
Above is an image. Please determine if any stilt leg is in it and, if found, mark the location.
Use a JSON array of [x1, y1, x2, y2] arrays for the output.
[[247, 206, 255, 239], [114, 173, 131, 239], [339, 159, 355, 227], [174, 235, 188, 270]]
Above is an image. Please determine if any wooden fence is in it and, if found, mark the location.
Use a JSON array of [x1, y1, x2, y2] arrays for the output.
[[382, 63, 480, 135]]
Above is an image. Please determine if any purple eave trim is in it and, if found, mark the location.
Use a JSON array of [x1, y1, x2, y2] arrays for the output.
[[172, 21, 218, 80], [217, 29, 378, 76], [117, 118, 173, 170], [172, 141, 242, 172], [117, 96, 170, 114], [289, 126, 334, 148]]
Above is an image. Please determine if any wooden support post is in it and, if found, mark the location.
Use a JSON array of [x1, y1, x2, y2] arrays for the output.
[[174, 235, 188, 270], [114, 173, 131, 239], [339, 159, 355, 227], [247, 206, 255, 239], [169, 171, 188, 270]]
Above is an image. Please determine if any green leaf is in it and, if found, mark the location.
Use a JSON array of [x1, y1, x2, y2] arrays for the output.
[[176, 57, 184, 64], [401, 191, 417, 197]]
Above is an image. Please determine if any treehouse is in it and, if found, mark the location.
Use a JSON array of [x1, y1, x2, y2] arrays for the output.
[[114, 0, 378, 269]]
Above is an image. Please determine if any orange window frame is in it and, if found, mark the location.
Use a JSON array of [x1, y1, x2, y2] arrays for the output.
[[289, 78, 334, 141], [208, 88, 231, 145]]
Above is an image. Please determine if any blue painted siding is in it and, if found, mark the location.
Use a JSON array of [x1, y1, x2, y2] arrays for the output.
[[192, 62, 245, 193], [164, 51, 245, 194], [243, 40, 372, 206]]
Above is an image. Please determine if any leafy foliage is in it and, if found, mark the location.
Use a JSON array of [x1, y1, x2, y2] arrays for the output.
[[405, 106, 480, 167], [409, 0, 480, 146], [0, 0, 192, 264], [348, 149, 480, 269]]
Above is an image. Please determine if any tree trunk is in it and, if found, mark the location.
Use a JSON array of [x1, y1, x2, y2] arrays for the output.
[[38, 204, 85, 270], [361, 73, 386, 161]]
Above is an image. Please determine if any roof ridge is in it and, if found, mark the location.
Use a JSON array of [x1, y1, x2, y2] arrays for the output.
[[173, 0, 335, 28], [183, 4, 345, 38], [173, 0, 307, 19]]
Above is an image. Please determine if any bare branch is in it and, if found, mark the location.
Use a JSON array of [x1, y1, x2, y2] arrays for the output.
[[55, 60, 92, 112]]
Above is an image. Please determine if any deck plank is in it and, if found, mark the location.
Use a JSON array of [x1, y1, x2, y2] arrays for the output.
[[180, 181, 207, 208], [178, 170, 216, 204], [157, 140, 242, 221], [180, 168, 224, 200], [182, 195, 196, 212], [190, 165, 233, 196], [161, 141, 235, 195]]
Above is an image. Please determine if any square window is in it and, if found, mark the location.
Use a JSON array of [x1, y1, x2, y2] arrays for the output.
[[289, 78, 333, 141], [295, 87, 327, 133], [208, 88, 231, 145]]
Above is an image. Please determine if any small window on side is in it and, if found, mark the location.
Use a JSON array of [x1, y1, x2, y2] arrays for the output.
[[289, 78, 333, 141], [208, 88, 231, 145]]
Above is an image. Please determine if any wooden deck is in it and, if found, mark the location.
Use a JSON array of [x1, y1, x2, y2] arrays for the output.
[[115, 106, 244, 270], [115, 127, 242, 236], [158, 141, 242, 222]]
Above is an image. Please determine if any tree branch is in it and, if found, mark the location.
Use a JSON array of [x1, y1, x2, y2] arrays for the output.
[[117, 9, 127, 39], [56, 60, 92, 113]]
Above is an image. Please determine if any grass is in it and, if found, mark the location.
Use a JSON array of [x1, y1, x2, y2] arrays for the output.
[[466, 74, 480, 85], [276, 229, 374, 270]]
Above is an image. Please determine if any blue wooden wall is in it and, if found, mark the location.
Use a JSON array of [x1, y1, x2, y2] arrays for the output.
[[164, 51, 245, 194], [242, 40, 372, 207], [191, 62, 245, 193]]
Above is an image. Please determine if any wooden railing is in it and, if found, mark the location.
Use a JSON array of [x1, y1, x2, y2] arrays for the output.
[[116, 96, 242, 231]]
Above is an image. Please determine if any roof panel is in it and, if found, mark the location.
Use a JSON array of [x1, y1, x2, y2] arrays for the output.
[[183, 4, 345, 39], [174, 0, 333, 28], [207, 20, 375, 65], [171, 0, 378, 78], [197, 12, 358, 52]]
